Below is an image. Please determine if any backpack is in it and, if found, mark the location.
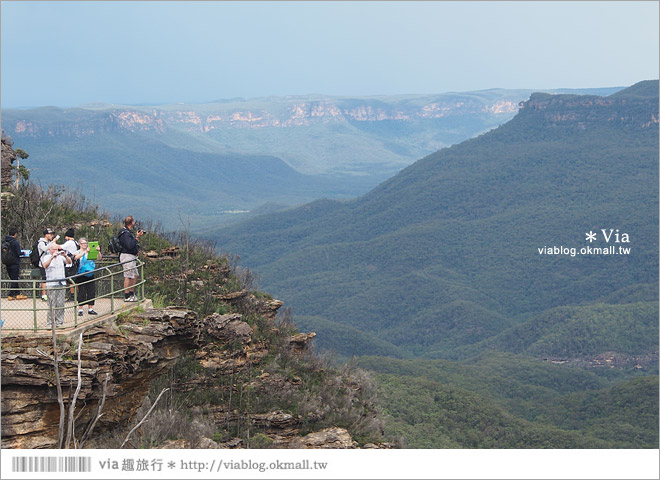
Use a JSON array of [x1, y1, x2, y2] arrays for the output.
[[65, 241, 80, 277], [29, 240, 46, 268], [1, 239, 18, 265], [78, 257, 96, 277], [107, 230, 125, 255]]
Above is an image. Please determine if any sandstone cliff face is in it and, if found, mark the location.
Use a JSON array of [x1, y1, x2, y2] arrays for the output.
[[519, 92, 659, 129], [2, 96, 520, 138], [1, 299, 382, 449], [2, 308, 206, 449]]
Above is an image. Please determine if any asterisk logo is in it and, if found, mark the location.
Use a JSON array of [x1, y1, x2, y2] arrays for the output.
[[585, 231, 597, 243], [168, 461, 176, 469]]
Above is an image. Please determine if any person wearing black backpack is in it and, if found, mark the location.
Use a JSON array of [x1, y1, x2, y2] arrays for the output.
[[34, 228, 57, 301], [61, 228, 79, 301], [118, 216, 144, 302], [2, 227, 26, 300]]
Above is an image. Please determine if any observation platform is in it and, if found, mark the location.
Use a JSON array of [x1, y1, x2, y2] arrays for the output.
[[0, 296, 151, 337], [1, 257, 148, 337]]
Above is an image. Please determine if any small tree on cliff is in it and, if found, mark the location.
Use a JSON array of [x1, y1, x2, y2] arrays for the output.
[[13, 148, 30, 188]]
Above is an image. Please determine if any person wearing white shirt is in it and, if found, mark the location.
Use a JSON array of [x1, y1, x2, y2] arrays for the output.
[[41, 242, 71, 327], [37, 228, 58, 301], [61, 228, 79, 300], [60, 228, 79, 256]]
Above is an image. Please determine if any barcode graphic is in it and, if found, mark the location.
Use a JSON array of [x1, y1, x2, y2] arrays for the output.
[[11, 456, 92, 473]]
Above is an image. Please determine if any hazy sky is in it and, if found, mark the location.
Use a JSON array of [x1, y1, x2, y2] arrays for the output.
[[1, 1, 658, 108]]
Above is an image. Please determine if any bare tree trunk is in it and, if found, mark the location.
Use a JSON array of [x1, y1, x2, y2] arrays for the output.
[[65, 332, 84, 449], [50, 303, 66, 449]]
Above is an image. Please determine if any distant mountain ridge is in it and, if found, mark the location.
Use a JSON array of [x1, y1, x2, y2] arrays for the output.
[[6, 88, 624, 137], [3, 87, 622, 174], [0, 88, 611, 229], [2, 86, 627, 230], [9, 94, 520, 134]]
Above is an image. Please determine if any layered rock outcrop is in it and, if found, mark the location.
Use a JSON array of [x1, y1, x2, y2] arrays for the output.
[[2, 308, 202, 448], [1, 300, 374, 449]]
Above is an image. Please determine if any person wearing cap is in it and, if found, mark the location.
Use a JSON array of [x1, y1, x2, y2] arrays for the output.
[[37, 228, 58, 301]]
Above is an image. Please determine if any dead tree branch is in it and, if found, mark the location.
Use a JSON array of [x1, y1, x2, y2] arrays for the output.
[[79, 372, 110, 449], [120, 388, 170, 449]]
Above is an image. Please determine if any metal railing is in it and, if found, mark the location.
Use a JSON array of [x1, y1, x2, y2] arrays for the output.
[[1, 257, 145, 332]]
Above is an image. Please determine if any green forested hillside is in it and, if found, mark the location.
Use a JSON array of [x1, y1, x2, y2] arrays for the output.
[[212, 81, 659, 360], [4, 133, 374, 229], [210, 81, 658, 448], [372, 374, 608, 448], [359, 356, 658, 448], [460, 302, 659, 361], [294, 315, 409, 359]]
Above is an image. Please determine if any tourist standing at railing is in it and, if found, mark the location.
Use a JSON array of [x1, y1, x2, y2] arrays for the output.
[[3, 227, 27, 300], [37, 228, 58, 302], [73, 237, 101, 316], [61, 228, 79, 301], [118, 215, 143, 302], [42, 241, 71, 327]]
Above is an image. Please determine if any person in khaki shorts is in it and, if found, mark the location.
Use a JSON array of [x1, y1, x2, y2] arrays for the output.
[[118, 216, 143, 302]]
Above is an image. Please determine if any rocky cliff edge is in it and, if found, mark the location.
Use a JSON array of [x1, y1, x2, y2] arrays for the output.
[[1, 298, 386, 449]]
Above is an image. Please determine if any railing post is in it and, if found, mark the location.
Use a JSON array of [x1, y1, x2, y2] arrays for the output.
[[140, 260, 144, 301], [73, 280, 78, 328], [32, 279, 38, 332], [109, 268, 114, 314]]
